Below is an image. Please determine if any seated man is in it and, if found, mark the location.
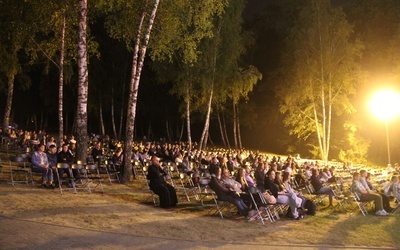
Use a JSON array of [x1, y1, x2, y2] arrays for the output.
[[384, 175, 400, 202], [146, 156, 178, 208], [91, 142, 103, 163], [352, 172, 389, 216], [31, 143, 54, 188], [209, 166, 250, 217], [57, 144, 79, 182], [46, 145, 58, 185], [360, 169, 393, 212], [310, 169, 336, 206]]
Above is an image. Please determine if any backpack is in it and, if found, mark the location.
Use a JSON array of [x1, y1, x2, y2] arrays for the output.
[[305, 199, 316, 215]]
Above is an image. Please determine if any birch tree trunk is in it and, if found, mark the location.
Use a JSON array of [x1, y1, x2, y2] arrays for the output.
[[58, 16, 66, 146], [76, 0, 89, 163], [185, 84, 192, 150], [222, 111, 231, 149], [233, 101, 238, 149], [237, 104, 243, 149], [123, 0, 160, 183], [198, 86, 213, 150], [216, 107, 227, 148], [111, 87, 118, 139], [3, 73, 15, 131], [99, 94, 105, 135]]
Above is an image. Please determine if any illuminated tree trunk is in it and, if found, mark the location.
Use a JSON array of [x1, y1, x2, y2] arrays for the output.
[[123, 0, 160, 182], [76, 0, 89, 163], [58, 16, 66, 147]]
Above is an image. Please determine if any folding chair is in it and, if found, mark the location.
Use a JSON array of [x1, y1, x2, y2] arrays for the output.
[[208, 191, 235, 218], [56, 163, 76, 194], [305, 182, 328, 205], [248, 187, 276, 225], [7, 156, 30, 187], [350, 190, 373, 216], [178, 172, 200, 202], [392, 196, 400, 215], [131, 159, 144, 179], [197, 177, 213, 207], [135, 164, 159, 205], [85, 164, 104, 193], [105, 159, 120, 183], [71, 163, 91, 193]]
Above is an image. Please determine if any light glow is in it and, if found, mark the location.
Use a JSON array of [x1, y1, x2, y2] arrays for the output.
[[369, 90, 400, 120]]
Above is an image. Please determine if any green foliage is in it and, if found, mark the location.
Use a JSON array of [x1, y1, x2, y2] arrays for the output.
[[338, 121, 370, 164], [276, 0, 362, 160]]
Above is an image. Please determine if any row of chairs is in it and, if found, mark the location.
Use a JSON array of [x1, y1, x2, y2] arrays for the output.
[[0, 155, 116, 194], [55, 162, 104, 194]]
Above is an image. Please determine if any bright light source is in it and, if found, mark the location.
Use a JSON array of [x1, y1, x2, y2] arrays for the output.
[[369, 90, 400, 120]]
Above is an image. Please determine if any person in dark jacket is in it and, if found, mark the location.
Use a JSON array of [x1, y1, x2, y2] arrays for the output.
[[147, 156, 177, 208], [209, 166, 250, 217], [310, 169, 335, 206]]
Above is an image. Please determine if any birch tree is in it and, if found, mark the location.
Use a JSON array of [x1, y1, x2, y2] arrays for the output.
[[76, 0, 89, 162], [276, 0, 362, 161]]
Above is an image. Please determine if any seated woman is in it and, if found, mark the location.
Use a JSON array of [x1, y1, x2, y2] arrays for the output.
[[146, 156, 178, 208], [265, 169, 303, 220], [310, 169, 335, 206], [235, 168, 249, 193], [352, 172, 389, 216], [209, 166, 250, 217]]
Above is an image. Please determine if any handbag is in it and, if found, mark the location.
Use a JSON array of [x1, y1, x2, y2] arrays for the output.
[[263, 190, 277, 204]]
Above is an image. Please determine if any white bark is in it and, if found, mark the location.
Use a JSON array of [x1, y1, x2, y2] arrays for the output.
[[58, 15, 66, 146], [123, 0, 160, 182], [76, 0, 89, 162]]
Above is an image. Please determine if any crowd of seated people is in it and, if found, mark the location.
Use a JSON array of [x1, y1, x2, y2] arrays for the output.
[[3, 128, 400, 219]]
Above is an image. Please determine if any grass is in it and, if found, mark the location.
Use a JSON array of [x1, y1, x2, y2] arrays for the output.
[[0, 179, 399, 248], [0, 144, 399, 248]]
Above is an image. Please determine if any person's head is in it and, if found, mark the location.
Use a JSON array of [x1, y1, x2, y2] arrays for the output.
[[353, 172, 361, 181], [95, 142, 101, 149], [213, 166, 221, 177], [222, 168, 231, 178], [283, 171, 291, 182], [37, 143, 45, 152], [237, 168, 245, 178], [275, 171, 282, 182], [151, 155, 159, 165], [267, 169, 275, 180], [62, 144, 69, 152], [391, 176, 399, 184], [312, 168, 318, 176], [49, 144, 57, 154], [360, 169, 367, 177], [245, 165, 251, 174]]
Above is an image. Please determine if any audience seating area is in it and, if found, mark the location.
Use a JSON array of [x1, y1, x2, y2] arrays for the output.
[[0, 129, 399, 226]]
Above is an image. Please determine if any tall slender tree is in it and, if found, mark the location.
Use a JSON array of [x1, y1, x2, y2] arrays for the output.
[[276, 0, 362, 161], [76, 0, 89, 162]]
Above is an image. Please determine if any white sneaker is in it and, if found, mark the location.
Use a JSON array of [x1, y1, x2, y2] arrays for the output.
[[382, 210, 390, 216], [376, 210, 388, 216]]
